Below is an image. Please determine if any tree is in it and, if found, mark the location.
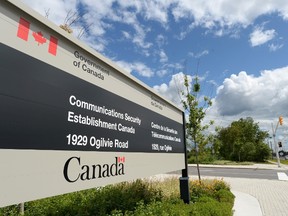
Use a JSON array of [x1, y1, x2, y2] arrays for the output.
[[217, 117, 270, 162], [181, 75, 213, 181]]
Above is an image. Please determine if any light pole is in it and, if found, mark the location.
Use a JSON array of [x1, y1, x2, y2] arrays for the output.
[[272, 122, 280, 167], [271, 116, 284, 168], [269, 137, 273, 159]]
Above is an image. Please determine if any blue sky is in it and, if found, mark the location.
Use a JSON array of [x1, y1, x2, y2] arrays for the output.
[[22, 0, 288, 148]]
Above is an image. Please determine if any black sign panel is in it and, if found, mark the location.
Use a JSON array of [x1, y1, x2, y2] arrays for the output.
[[0, 44, 185, 153]]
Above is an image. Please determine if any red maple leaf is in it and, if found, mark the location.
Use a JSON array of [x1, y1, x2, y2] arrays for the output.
[[32, 31, 47, 45]]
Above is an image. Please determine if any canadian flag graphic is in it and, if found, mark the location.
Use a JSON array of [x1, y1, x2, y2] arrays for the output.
[[118, 156, 126, 163], [17, 17, 58, 56]]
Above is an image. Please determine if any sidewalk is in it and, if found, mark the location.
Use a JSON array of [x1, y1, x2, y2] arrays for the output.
[[224, 177, 288, 216], [188, 161, 288, 170], [188, 162, 288, 216], [232, 190, 262, 216]]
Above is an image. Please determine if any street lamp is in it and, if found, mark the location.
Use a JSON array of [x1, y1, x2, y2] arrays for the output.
[[271, 116, 284, 167]]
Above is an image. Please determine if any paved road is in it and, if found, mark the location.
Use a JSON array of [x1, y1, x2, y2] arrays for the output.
[[169, 166, 286, 180]]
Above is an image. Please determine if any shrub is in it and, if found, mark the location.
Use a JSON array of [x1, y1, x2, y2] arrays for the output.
[[187, 149, 218, 164], [113, 200, 194, 216], [0, 204, 19, 216], [24, 189, 98, 216], [16, 180, 162, 216], [187, 154, 218, 164], [189, 180, 234, 216], [214, 189, 235, 204], [189, 179, 231, 203], [0, 178, 234, 216], [191, 198, 233, 216], [88, 179, 162, 215], [110, 196, 234, 216], [148, 177, 180, 200]]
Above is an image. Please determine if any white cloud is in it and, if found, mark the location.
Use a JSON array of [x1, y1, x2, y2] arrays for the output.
[[21, 0, 78, 25], [269, 43, 284, 51], [156, 34, 167, 47], [132, 62, 154, 77], [212, 66, 288, 118], [115, 61, 154, 78], [132, 24, 152, 49], [122, 31, 131, 39], [153, 72, 192, 107], [22, 0, 288, 51], [117, 0, 170, 25], [172, 0, 288, 39], [142, 1, 169, 24], [189, 50, 209, 58], [249, 26, 276, 47], [152, 67, 288, 135], [115, 10, 153, 50], [116, 0, 142, 12], [22, 0, 288, 35], [159, 50, 168, 63], [82, 35, 107, 52], [156, 69, 169, 77], [204, 66, 288, 135], [173, 0, 288, 27], [117, 9, 153, 50], [207, 80, 218, 87]]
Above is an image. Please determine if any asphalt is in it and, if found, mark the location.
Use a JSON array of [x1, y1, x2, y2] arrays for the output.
[[152, 162, 288, 216]]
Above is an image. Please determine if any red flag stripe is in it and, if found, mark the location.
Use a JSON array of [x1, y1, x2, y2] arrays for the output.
[[17, 17, 30, 41], [48, 36, 58, 56]]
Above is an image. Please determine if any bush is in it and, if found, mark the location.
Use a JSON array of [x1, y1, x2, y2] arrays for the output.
[[0, 204, 19, 216], [149, 177, 180, 200], [0, 178, 234, 216], [7, 180, 162, 216], [189, 179, 231, 203], [187, 150, 217, 164], [117, 200, 194, 216], [214, 189, 235, 204], [111, 196, 234, 216], [191, 198, 233, 216], [189, 180, 234, 216], [89, 179, 162, 215], [24, 189, 98, 216]]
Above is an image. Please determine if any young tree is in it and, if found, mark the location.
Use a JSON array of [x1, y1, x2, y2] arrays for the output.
[[181, 75, 213, 181]]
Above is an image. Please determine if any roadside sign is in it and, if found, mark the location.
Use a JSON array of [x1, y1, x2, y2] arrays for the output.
[[0, 0, 185, 207]]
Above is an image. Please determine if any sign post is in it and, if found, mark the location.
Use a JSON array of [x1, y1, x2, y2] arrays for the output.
[[179, 112, 190, 204]]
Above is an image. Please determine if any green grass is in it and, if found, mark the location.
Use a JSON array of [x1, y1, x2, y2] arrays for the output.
[[208, 160, 254, 166], [269, 159, 288, 165]]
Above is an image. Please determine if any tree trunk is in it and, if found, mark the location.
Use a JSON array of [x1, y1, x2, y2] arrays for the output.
[[195, 139, 201, 182]]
